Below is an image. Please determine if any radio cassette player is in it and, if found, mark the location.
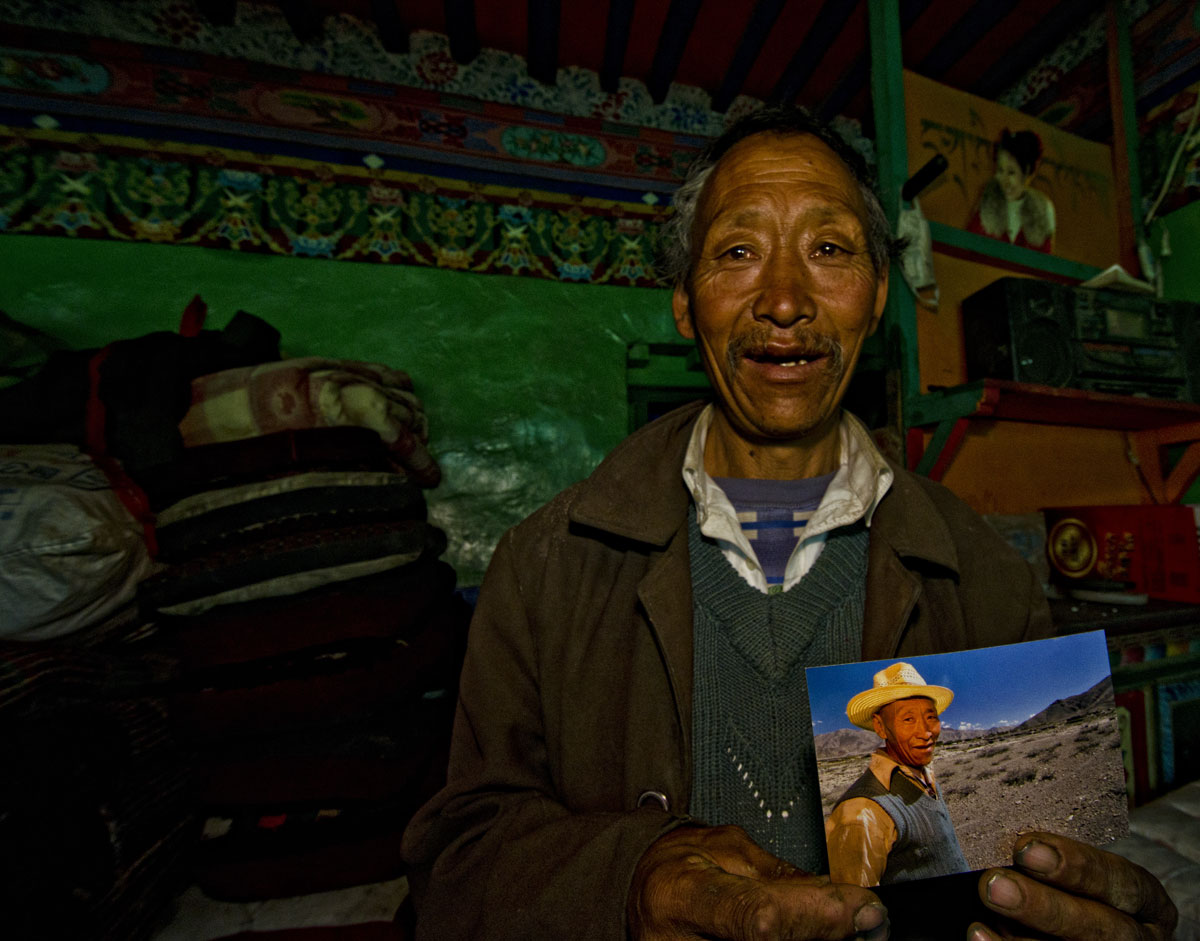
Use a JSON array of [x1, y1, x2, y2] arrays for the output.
[[961, 277, 1199, 401]]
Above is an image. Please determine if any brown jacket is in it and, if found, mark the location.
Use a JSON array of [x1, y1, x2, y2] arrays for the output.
[[400, 401, 1052, 940]]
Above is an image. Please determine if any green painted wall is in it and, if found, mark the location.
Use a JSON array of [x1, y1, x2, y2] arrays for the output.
[[0, 234, 680, 585], [1156, 200, 1200, 303]]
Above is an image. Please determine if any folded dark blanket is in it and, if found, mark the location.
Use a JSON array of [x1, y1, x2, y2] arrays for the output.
[[192, 692, 456, 806], [154, 470, 428, 562], [139, 520, 447, 616], [158, 557, 457, 669], [134, 426, 393, 511], [171, 620, 458, 740]]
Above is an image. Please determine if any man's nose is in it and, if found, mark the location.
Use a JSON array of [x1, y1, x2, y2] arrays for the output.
[[751, 252, 816, 325]]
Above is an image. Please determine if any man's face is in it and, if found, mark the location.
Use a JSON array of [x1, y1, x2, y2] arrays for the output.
[[672, 132, 888, 451], [872, 696, 941, 768]]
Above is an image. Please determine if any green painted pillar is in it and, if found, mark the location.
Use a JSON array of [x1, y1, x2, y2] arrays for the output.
[[868, 0, 920, 432]]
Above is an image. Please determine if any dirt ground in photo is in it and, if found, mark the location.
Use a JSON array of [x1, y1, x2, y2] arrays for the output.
[[818, 712, 1128, 872]]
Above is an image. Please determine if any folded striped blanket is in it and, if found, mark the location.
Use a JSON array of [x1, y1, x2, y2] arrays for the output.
[[178, 359, 440, 488]]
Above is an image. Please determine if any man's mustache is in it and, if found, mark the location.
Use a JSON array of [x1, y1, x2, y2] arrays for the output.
[[726, 328, 845, 374]]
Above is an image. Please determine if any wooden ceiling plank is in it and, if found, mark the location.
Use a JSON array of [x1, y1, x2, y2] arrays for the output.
[[443, 0, 480, 64], [711, 0, 789, 113], [769, 1, 860, 106], [370, 0, 408, 55], [646, 0, 704, 105], [527, 0, 561, 85], [601, 0, 636, 93]]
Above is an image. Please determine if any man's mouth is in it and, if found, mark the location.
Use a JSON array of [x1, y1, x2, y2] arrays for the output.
[[745, 351, 821, 368]]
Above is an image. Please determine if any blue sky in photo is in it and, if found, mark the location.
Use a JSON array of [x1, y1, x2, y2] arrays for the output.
[[806, 631, 1112, 734]]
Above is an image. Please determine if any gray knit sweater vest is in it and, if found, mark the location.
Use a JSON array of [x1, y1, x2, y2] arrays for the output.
[[838, 766, 969, 883], [688, 508, 868, 872]]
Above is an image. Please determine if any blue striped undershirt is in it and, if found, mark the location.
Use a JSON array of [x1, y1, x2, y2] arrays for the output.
[[712, 472, 837, 590]]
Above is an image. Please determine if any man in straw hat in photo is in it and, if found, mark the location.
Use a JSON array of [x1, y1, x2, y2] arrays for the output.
[[825, 661, 968, 887]]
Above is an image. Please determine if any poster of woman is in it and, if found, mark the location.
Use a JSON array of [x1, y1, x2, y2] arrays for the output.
[[903, 70, 1118, 268], [967, 129, 1056, 253]]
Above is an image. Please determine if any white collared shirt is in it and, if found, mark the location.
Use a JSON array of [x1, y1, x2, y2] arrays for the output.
[[681, 405, 894, 593]]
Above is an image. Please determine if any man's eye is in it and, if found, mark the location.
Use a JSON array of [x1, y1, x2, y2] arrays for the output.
[[813, 241, 846, 257], [721, 245, 753, 260]]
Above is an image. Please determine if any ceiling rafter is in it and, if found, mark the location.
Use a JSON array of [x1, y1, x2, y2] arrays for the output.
[[768, 2, 860, 106], [645, 0, 704, 105], [370, 0, 408, 55], [279, 0, 324, 45], [916, 0, 1019, 79], [818, 0, 929, 128], [711, 0, 789, 114], [527, 0, 562, 85], [969, 0, 1098, 101], [195, 0, 237, 28], [600, 0, 637, 93], [444, 0, 481, 64]]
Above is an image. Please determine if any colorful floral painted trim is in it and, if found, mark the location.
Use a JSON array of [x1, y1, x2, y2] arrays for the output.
[[0, 126, 670, 285], [0, 25, 707, 198]]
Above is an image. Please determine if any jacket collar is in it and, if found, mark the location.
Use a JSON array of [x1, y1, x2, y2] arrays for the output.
[[569, 400, 704, 545], [869, 462, 961, 575], [570, 399, 962, 578]]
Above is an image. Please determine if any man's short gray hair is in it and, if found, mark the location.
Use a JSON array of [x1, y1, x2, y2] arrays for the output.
[[658, 106, 900, 288]]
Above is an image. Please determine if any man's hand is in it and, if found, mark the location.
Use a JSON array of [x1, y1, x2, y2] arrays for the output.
[[628, 825, 889, 941], [970, 831, 1178, 940]]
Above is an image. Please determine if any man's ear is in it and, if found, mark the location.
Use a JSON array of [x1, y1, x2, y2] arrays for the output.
[[866, 265, 889, 337], [672, 283, 695, 340], [871, 712, 888, 741]]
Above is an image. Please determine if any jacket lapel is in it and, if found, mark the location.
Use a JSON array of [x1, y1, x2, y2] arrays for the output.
[[862, 464, 961, 660], [570, 402, 704, 805]]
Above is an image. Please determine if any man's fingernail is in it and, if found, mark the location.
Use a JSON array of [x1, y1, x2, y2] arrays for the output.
[[986, 873, 1023, 910], [1016, 839, 1061, 875], [854, 902, 888, 934], [967, 923, 995, 941]]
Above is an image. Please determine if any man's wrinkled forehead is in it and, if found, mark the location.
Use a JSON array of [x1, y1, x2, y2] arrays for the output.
[[692, 131, 866, 238]]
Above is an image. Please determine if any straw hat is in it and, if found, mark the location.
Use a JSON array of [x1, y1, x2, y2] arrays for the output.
[[846, 662, 954, 731]]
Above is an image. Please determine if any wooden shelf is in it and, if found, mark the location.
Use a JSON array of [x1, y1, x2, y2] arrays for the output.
[[906, 380, 1200, 500], [909, 379, 1200, 431]]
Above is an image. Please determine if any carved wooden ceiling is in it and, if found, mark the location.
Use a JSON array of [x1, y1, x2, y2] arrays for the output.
[[195, 0, 1200, 142]]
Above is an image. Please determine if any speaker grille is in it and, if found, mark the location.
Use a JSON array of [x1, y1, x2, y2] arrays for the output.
[[1014, 317, 1074, 386]]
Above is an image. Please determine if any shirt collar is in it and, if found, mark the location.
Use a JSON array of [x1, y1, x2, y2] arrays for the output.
[[869, 748, 939, 793], [681, 404, 894, 536]]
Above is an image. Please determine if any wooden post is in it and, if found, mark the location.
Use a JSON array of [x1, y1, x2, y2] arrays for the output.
[[1106, 0, 1145, 275]]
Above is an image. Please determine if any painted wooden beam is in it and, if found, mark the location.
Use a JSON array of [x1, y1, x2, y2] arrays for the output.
[[527, 0, 561, 86], [600, 0, 636, 93], [371, 0, 409, 55], [711, 0, 788, 113], [196, 0, 236, 27], [769, 2, 858, 105], [279, 0, 322, 45], [646, 0, 703, 105], [443, 0, 480, 64]]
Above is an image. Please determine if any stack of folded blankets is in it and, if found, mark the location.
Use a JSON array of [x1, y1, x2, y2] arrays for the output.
[[135, 357, 467, 902], [0, 640, 192, 941], [0, 308, 466, 926], [0, 443, 192, 941]]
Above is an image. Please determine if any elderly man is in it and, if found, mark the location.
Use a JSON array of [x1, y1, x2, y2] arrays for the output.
[[826, 662, 967, 887], [401, 107, 1176, 941]]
